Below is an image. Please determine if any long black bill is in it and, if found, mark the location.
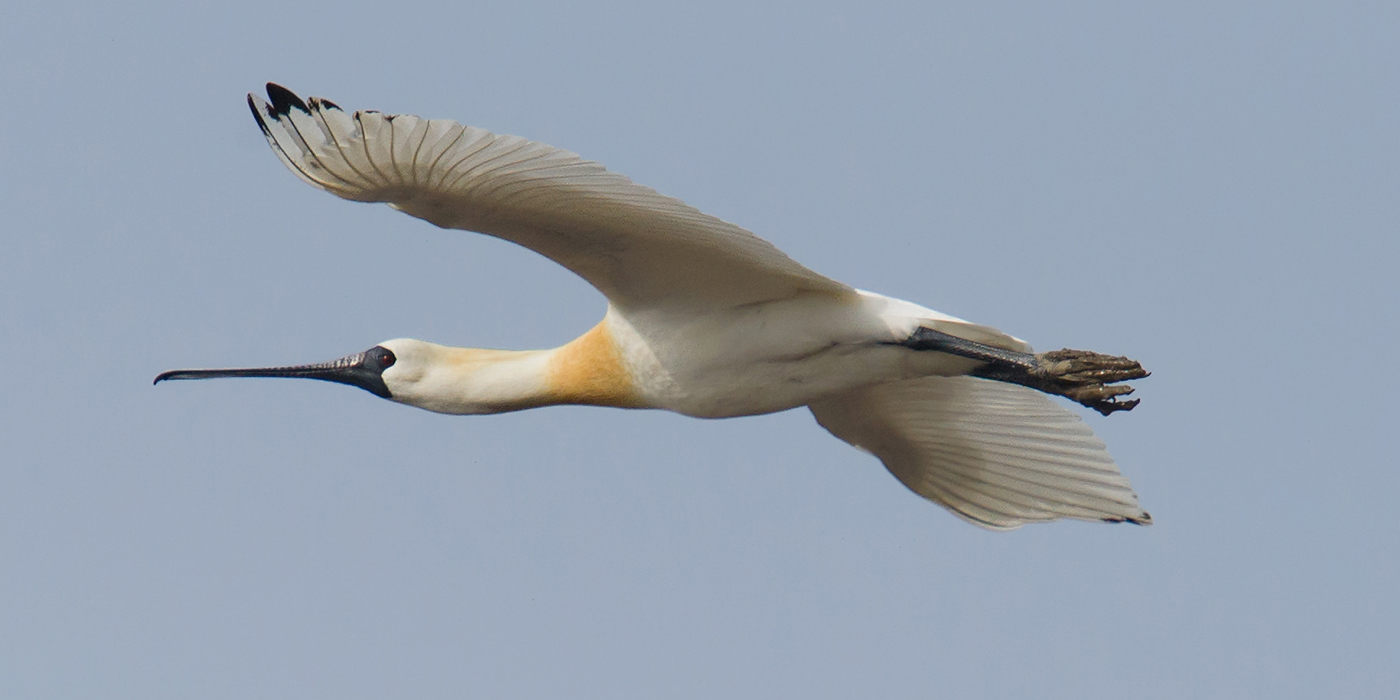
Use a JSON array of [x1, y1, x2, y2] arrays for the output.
[[154, 346, 395, 399]]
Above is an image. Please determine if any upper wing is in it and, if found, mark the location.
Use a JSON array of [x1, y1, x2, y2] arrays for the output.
[[809, 376, 1150, 530], [248, 84, 853, 310]]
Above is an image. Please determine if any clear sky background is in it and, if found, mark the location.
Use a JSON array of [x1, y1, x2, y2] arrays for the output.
[[3, 1, 1397, 698]]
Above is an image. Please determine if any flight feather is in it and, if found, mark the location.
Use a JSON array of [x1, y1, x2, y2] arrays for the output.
[[248, 84, 853, 309], [810, 376, 1151, 529]]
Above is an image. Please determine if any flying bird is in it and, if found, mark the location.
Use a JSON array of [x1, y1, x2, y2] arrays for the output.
[[157, 84, 1151, 530]]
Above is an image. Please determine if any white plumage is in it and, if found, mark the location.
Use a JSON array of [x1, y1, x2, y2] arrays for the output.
[[254, 88, 849, 309], [811, 377, 1145, 529], [157, 84, 1151, 531]]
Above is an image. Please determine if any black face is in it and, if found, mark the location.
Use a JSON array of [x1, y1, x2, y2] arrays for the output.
[[365, 345, 397, 373], [154, 345, 399, 399], [319, 345, 397, 398]]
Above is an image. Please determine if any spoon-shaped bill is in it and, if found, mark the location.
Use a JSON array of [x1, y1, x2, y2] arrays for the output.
[[154, 347, 396, 398]]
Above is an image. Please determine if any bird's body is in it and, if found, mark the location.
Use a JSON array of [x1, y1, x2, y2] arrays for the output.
[[158, 84, 1153, 530], [404, 290, 989, 418], [609, 290, 936, 419]]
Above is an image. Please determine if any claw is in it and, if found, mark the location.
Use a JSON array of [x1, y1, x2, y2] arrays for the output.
[[1030, 349, 1148, 415]]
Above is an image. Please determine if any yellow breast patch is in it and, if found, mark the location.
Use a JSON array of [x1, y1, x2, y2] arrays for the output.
[[546, 321, 646, 408]]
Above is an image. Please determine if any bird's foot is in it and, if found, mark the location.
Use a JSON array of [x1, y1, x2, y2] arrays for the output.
[[1030, 349, 1149, 416], [904, 327, 1149, 415]]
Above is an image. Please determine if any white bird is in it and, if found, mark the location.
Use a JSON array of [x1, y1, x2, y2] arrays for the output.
[[157, 84, 1152, 530]]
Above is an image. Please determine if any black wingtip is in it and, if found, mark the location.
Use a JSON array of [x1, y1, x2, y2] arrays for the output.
[[247, 93, 276, 138], [265, 83, 309, 115], [1101, 511, 1153, 526]]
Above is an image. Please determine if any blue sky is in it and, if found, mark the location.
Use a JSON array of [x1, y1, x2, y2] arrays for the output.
[[3, 1, 1398, 698]]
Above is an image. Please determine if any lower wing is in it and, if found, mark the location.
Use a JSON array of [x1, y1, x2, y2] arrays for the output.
[[809, 376, 1150, 530]]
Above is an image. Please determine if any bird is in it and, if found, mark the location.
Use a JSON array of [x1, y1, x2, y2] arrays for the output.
[[157, 83, 1152, 530]]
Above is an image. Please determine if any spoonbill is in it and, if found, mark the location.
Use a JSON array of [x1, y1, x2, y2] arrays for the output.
[[157, 84, 1151, 530]]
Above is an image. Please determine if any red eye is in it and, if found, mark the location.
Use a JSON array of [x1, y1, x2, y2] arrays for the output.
[[379, 350, 396, 369]]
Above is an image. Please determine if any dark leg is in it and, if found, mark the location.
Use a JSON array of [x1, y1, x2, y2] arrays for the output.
[[899, 327, 1149, 416]]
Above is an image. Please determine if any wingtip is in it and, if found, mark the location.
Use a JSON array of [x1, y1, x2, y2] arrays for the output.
[[246, 92, 276, 138], [265, 82, 309, 115], [1102, 511, 1153, 526]]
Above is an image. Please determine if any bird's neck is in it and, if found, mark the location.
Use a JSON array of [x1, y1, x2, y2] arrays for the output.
[[414, 322, 646, 414], [542, 320, 647, 410]]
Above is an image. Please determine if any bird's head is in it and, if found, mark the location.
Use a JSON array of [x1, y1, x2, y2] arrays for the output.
[[154, 338, 446, 405], [155, 338, 542, 415]]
